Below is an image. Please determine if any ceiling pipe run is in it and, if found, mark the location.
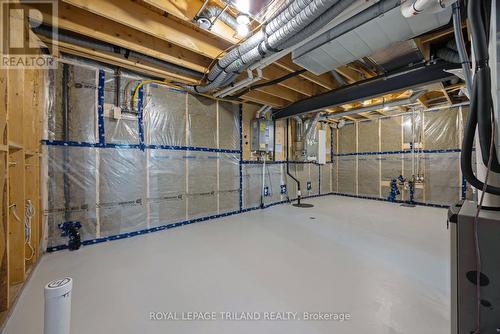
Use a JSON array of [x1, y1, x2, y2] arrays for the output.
[[31, 23, 204, 80], [401, 0, 455, 17], [322, 90, 426, 119]]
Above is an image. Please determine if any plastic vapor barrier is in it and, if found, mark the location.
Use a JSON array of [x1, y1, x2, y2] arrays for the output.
[[331, 106, 471, 205], [241, 161, 328, 209], [42, 57, 469, 251], [45, 60, 241, 249]]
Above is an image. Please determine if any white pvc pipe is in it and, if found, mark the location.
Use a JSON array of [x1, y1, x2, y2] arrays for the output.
[[401, 0, 455, 17], [214, 68, 262, 98], [44, 277, 73, 334]]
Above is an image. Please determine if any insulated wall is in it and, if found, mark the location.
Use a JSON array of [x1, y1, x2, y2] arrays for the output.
[[331, 106, 469, 206], [241, 161, 330, 210], [44, 60, 241, 249], [43, 58, 468, 251]]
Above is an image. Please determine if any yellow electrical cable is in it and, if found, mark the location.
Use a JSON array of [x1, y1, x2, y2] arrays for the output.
[[130, 79, 240, 108]]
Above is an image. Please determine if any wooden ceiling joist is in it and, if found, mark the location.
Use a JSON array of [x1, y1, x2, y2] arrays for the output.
[[41, 37, 200, 84], [241, 91, 289, 107], [29, 3, 212, 74], [262, 66, 325, 97], [61, 0, 229, 59], [35, 0, 459, 111], [253, 85, 306, 102], [140, 0, 241, 44]]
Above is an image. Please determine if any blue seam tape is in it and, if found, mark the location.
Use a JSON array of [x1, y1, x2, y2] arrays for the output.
[[97, 70, 106, 145], [334, 148, 461, 157], [241, 160, 321, 165], [46, 191, 448, 253], [41, 140, 241, 153], [461, 176, 467, 200]]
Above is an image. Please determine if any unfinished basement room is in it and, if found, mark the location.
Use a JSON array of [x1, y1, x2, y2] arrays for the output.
[[0, 0, 499, 333]]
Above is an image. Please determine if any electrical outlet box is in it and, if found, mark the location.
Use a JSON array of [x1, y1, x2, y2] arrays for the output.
[[103, 103, 122, 120]]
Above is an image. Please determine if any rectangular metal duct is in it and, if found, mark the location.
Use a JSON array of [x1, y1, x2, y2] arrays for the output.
[[292, 5, 452, 75]]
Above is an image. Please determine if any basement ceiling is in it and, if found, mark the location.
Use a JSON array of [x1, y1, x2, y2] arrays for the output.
[[292, 5, 452, 75]]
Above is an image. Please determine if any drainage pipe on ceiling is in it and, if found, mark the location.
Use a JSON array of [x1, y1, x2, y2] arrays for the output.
[[31, 24, 204, 80], [322, 90, 427, 119], [331, 70, 348, 86], [186, 0, 354, 93], [214, 68, 262, 98], [400, 0, 455, 17]]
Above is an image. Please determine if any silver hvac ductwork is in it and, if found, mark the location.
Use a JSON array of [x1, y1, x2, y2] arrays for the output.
[[185, 0, 353, 93], [199, 6, 239, 30]]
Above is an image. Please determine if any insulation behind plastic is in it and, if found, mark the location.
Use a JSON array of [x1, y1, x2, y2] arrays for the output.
[[104, 73, 140, 144], [144, 85, 186, 146], [45, 60, 242, 248], [50, 65, 97, 142], [44, 58, 468, 250]]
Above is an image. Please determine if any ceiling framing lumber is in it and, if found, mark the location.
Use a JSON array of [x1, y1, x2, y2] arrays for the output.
[[28, 2, 212, 74], [262, 66, 325, 97], [40, 36, 200, 84], [61, 0, 229, 59], [242, 91, 289, 107], [140, 0, 241, 44]]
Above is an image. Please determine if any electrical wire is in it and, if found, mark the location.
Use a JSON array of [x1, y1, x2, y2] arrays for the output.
[[9, 204, 21, 223], [25, 200, 35, 261], [130, 79, 238, 111], [471, 95, 497, 334], [232, 69, 307, 98]]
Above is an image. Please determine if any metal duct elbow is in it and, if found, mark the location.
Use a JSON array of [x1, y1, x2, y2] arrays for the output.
[[257, 106, 272, 119], [294, 116, 304, 142], [305, 112, 321, 142], [201, 6, 238, 31], [401, 0, 455, 17]]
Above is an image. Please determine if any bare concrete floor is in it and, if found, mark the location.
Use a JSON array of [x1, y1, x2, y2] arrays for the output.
[[3, 196, 450, 334]]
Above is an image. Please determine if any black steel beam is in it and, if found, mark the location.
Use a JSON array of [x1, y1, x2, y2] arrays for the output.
[[272, 61, 460, 119]]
